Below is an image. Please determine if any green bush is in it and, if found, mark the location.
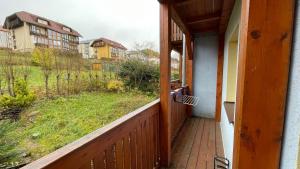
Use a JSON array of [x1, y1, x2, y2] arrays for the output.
[[118, 58, 159, 93], [107, 80, 124, 92], [0, 79, 36, 109]]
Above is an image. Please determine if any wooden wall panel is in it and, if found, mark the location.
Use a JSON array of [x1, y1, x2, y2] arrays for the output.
[[232, 0, 295, 168], [22, 100, 161, 169]]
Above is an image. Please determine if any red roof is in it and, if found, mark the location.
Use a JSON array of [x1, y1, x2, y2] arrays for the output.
[[91, 38, 127, 50], [0, 25, 9, 32], [5, 11, 81, 37]]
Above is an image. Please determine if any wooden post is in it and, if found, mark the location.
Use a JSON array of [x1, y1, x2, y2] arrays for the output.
[[179, 53, 182, 82], [215, 35, 225, 122], [186, 33, 193, 116], [159, 1, 172, 167], [232, 0, 295, 168]]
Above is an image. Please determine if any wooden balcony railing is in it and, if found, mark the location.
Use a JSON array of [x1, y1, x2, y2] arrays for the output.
[[170, 80, 182, 90], [22, 100, 160, 169], [171, 87, 188, 142], [171, 19, 183, 42]]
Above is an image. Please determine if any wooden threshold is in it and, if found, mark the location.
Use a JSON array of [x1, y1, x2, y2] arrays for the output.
[[164, 117, 224, 169]]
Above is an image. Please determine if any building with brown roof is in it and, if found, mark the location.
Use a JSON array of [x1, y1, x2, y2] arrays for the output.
[[91, 37, 127, 59], [3, 11, 81, 51]]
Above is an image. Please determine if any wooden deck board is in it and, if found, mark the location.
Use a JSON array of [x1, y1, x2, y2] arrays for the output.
[[167, 117, 224, 169]]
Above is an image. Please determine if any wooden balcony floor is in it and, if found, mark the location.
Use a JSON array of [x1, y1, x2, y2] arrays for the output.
[[166, 117, 224, 169]]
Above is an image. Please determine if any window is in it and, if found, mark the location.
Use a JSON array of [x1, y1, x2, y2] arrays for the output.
[[37, 18, 49, 25], [49, 40, 53, 46], [63, 27, 71, 32], [57, 33, 61, 40], [30, 25, 47, 36], [48, 30, 53, 38], [32, 36, 37, 43], [31, 25, 36, 32]]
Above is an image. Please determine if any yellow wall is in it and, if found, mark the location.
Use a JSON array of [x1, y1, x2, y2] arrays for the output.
[[14, 23, 34, 51], [96, 44, 111, 59], [226, 41, 238, 101]]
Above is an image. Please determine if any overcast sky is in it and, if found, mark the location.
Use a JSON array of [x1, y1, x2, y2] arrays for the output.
[[0, 0, 160, 50]]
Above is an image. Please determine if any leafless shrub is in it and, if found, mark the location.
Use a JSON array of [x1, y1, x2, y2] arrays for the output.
[[32, 47, 53, 98]]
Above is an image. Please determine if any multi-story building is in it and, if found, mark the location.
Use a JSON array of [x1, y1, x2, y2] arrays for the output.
[[91, 38, 127, 60], [78, 39, 96, 59], [3, 11, 81, 51], [0, 25, 11, 49]]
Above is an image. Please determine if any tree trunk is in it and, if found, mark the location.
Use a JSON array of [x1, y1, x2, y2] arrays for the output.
[[24, 74, 28, 82], [56, 74, 60, 95], [89, 73, 93, 91], [0, 79, 3, 95], [67, 73, 70, 96], [45, 74, 49, 98]]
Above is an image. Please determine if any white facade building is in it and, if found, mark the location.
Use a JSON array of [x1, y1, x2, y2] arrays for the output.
[[0, 25, 11, 49], [78, 39, 96, 59]]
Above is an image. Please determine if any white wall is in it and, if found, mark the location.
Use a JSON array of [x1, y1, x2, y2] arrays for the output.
[[280, 0, 300, 168], [192, 32, 218, 118], [220, 0, 241, 168], [0, 31, 10, 48]]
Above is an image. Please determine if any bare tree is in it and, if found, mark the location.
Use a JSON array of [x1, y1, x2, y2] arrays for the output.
[[18, 49, 31, 82], [73, 52, 83, 93], [63, 50, 74, 95], [33, 47, 53, 97], [53, 49, 64, 95], [1, 49, 16, 96]]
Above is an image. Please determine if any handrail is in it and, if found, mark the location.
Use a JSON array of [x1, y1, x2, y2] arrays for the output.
[[22, 99, 160, 169]]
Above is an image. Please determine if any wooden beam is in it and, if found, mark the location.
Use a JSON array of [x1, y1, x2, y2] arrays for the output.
[[187, 17, 220, 25], [159, 1, 172, 167], [185, 34, 193, 116], [174, 0, 193, 6], [187, 13, 221, 25], [215, 35, 224, 122], [186, 33, 193, 60], [219, 0, 235, 33], [232, 0, 295, 168], [170, 4, 193, 60], [179, 53, 182, 81], [170, 5, 189, 34]]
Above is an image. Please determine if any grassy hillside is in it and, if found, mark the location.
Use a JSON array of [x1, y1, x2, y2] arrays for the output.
[[0, 91, 155, 167]]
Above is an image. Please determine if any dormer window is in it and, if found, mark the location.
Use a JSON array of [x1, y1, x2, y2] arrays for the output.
[[37, 18, 48, 25], [63, 26, 71, 32]]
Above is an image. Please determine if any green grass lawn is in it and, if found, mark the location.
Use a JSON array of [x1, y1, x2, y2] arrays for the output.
[[0, 91, 155, 166]]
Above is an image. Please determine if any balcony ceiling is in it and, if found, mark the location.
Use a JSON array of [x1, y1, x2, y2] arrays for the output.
[[167, 0, 235, 34]]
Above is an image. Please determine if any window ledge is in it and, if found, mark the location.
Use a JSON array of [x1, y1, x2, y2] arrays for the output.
[[223, 101, 235, 124]]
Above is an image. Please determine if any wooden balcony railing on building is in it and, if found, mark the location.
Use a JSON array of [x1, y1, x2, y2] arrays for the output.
[[171, 87, 188, 142], [22, 100, 160, 169], [171, 19, 183, 42], [170, 80, 182, 90]]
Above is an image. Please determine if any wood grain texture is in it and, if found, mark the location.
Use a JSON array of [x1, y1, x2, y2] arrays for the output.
[[160, 1, 172, 167], [232, 0, 295, 168], [171, 88, 187, 142], [170, 0, 234, 33], [168, 118, 224, 169], [215, 35, 225, 122], [22, 100, 160, 169]]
